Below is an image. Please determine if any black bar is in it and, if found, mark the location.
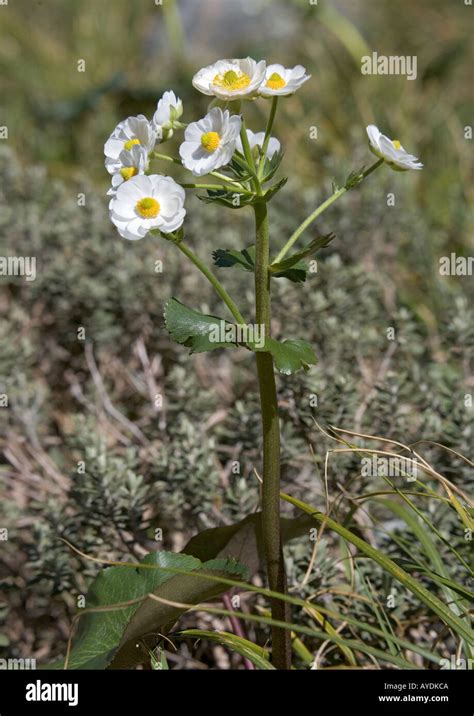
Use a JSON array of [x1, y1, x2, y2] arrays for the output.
[[0, 669, 471, 714]]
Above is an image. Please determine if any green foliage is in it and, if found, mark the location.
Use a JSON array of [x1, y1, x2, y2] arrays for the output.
[[282, 493, 474, 646], [198, 178, 288, 210], [256, 338, 317, 375], [164, 298, 236, 353], [269, 233, 336, 274], [184, 512, 312, 573], [213, 246, 256, 272], [164, 298, 317, 373], [50, 552, 247, 669], [214, 244, 315, 283]]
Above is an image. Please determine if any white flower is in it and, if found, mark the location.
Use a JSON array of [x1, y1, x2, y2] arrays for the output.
[[104, 115, 158, 175], [109, 174, 186, 240], [366, 125, 423, 171], [259, 64, 310, 97], [179, 107, 241, 177], [236, 129, 281, 160], [192, 58, 266, 101], [107, 144, 149, 196], [152, 91, 183, 140]]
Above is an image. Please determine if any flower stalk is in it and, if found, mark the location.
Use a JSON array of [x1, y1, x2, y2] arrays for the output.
[[170, 236, 246, 325], [274, 158, 384, 264], [254, 200, 291, 669]]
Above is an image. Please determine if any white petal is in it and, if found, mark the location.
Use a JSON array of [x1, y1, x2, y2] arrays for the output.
[[179, 140, 200, 162], [267, 137, 281, 159], [160, 208, 186, 234], [366, 125, 381, 149], [104, 138, 124, 159]]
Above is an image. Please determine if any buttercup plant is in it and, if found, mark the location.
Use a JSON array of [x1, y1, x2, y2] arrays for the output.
[[105, 57, 423, 669]]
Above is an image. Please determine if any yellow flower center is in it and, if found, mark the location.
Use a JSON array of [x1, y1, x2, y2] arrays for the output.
[[266, 72, 287, 90], [392, 140, 402, 150], [201, 131, 221, 153], [120, 166, 138, 181], [213, 69, 251, 91], [124, 138, 141, 151], [135, 197, 160, 219]]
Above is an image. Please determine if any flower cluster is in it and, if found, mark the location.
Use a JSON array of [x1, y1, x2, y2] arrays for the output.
[[192, 58, 310, 100], [105, 57, 422, 241]]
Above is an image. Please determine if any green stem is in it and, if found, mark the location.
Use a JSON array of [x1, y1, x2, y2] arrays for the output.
[[162, 0, 186, 61], [180, 182, 251, 195], [151, 153, 251, 192], [151, 151, 179, 164], [210, 170, 246, 185], [232, 154, 260, 185], [239, 121, 260, 191], [258, 97, 279, 181], [173, 239, 246, 325], [273, 159, 384, 263], [254, 201, 291, 669]]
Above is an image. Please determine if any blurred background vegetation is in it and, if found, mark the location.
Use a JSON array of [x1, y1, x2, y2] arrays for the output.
[[0, 0, 472, 668]]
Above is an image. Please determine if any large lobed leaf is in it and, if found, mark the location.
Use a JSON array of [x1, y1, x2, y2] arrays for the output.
[[49, 551, 247, 670], [164, 298, 317, 374]]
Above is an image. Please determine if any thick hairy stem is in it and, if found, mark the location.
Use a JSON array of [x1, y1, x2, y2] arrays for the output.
[[254, 201, 291, 669]]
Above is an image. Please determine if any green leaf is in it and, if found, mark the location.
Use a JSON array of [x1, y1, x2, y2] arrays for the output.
[[228, 155, 254, 181], [260, 149, 285, 183], [259, 337, 318, 375], [164, 299, 317, 373], [184, 512, 313, 573], [213, 244, 309, 283], [180, 630, 275, 669], [197, 175, 287, 210], [270, 233, 336, 277], [197, 189, 256, 210], [345, 168, 366, 189], [272, 260, 308, 283], [48, 551, 247, 670], [261, 176, 288, 203], [212, 246, 256, 272], [110, 557, 247, 669], [164, 298, 238, 353]]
